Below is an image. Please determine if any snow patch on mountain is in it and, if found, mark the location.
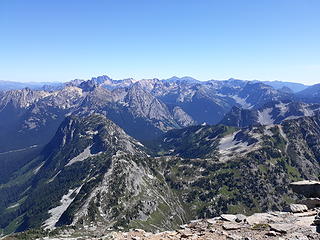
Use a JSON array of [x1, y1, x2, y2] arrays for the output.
[[285, 115, 302, 121], [47, 170, 62, 183], [258, 108, 274, 125], [43, 186, 82, 230], [219, 132, 252, 161], [219, 131, 242, 151], [33, 162, 45, 174], [66, 146, 100, 166], [7, 202, 20, 209], [219, 129, 262, 161]]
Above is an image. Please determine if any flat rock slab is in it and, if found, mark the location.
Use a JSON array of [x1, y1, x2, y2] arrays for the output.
[[221, 214, 237, 222], [269, 223, 296, 233], [286, 204, 308, 213], [294, 210, 317, 218], [206, 218, 216, 224], [246, 212, 298, 227], [222, 223, 244, 230], [290, 180, 320, 198]]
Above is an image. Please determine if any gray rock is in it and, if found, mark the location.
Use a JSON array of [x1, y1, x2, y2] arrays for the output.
[[286, 233, 310, 240], [269, 223, 296, 233], [221, 214, 237, 222], [206, 218, 216, 224], [300, 198, 320, 209], [235, 214, 247, 222], [226, 234, 243, 240], [179, 230, 193, 238], [285, 204, 308, 213], [290, 180, 320, 198], [246, 212, 294, 225], [313, 212, 320, 225], [222, 223, 244, 230]]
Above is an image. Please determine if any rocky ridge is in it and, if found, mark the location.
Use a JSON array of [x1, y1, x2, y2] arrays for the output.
[[5, 210, 319, 239]]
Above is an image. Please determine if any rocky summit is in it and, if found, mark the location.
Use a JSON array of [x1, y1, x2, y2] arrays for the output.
[[4, 177, 320, 239], [5, 210, 320, 239]]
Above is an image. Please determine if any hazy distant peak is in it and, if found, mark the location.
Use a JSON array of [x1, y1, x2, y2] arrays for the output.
[[163, 76, 199, 83]]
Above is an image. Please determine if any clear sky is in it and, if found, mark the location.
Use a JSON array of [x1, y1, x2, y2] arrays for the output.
[[0, 0, 320, 84]]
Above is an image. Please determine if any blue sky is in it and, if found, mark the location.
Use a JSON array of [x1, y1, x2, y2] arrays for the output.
[[0, 0, 320, 84]]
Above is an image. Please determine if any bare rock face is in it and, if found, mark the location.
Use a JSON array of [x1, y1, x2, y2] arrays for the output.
[[285, 204, 308, 213], [290, 180, 320, 198], [172, 106, 195, 127], [269, 223, 297, 234]]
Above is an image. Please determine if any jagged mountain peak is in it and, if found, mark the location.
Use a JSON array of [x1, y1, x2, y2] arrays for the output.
[[44, 114, 146, 162], [90, 75, 112, 84], [124, 83, 178, 127], [0, 87, 50, 109], [80, 86, 113, 109]]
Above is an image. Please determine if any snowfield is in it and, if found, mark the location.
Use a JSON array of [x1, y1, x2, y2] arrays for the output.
[[43, 186, 82, 230]]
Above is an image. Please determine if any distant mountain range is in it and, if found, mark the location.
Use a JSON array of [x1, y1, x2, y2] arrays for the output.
[[1, 75, 320, 235], [0, 76, 310, 92], [0, 80, 64, 91], [0, 76, 308, 151], [253, 80, 308, 93]]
